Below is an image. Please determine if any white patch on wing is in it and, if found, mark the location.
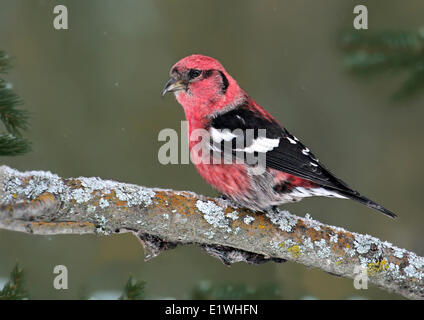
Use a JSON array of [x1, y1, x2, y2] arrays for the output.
[[236, 137, 280, 153], [286, 136, 297, 144], [210, 127, 237, 142], [288, 187, 347, 199], [302, 147, 310, 155], [236, 115, 246, 125]]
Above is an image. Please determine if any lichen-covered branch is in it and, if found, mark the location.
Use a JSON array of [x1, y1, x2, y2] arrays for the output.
[[0, 166, 422, 299]]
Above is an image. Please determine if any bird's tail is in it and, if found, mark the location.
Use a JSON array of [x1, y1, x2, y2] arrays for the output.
[[335, 189, 397, 219]]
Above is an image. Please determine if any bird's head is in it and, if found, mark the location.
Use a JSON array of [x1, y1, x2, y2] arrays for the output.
[[162, 54, 245, 119]]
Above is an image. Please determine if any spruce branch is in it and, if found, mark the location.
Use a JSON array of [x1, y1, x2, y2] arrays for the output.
[[0, 263, 28, 300], [0, 134, 31, 156], [0, 51, 12, 74], [0, 87, 29, 135], [119, 275, 146, 300], [0, 50, 31, 155], [190, 281, 281, 300], [339, 27, 424, 99]]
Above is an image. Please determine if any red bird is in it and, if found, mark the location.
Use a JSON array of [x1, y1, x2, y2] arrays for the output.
[[162, 54, 397, 218]]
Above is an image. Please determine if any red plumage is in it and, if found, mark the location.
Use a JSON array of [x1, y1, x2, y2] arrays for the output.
[[162, 54, 397, 218]]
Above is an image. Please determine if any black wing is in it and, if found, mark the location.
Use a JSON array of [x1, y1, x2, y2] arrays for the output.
[[210, 104, 351, 191], [209, 103, 397, 218]]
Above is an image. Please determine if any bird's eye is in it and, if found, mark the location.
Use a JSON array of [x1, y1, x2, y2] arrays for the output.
[[188, 69, 201, 79]]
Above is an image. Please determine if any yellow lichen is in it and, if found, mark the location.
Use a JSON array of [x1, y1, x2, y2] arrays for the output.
[[367, 260, 389, 276], [288, 245, 301, 258]]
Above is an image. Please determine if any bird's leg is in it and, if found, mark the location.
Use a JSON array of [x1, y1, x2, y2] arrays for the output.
[[217, 194, 239, 208], [270, 205, 281, 214], [219, 194, 229, 201]]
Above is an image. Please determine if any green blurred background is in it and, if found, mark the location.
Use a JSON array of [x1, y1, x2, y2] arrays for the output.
[[1, 0, 423, 299]]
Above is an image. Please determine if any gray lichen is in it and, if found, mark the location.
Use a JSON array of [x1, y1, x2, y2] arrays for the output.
[[381, 240, 406, 259], [405, 253, 424, 280], [196, 200, 231, 233], [304, 213, 321, 231], [93, 213, 110, 235], [226, 211, 239, 220], [116, 183, 155, 207], [0, 167, 155, 210], [314, 239, 331, 259], [98, 198, 110, 209], [354, 234, 379, 255], [1, 167, 64, 202], [329, 233, 338, 244], [344, 246, 356, 258], [204, 230, 215, 240], [78, 176, 155, 207], [72, 188, 92, 204], [243, 215, 254, 225], [302, 236, 314, 250], [265, 208, 297, 232]]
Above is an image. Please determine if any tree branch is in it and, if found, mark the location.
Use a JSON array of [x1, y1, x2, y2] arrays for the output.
[[0, 165, 422, 299]]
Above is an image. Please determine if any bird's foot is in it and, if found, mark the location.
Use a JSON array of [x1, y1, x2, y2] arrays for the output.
[[219, 194, 229, 200], [268, 205, 281, 214], [217, 194, 240, 208]]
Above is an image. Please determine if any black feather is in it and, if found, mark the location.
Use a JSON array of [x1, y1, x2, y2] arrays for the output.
[[209, 102, 397, 218], [218, 71, 229, 94]]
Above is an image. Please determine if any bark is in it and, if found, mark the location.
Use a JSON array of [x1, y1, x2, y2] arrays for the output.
[[0, 165, 422, 299]]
